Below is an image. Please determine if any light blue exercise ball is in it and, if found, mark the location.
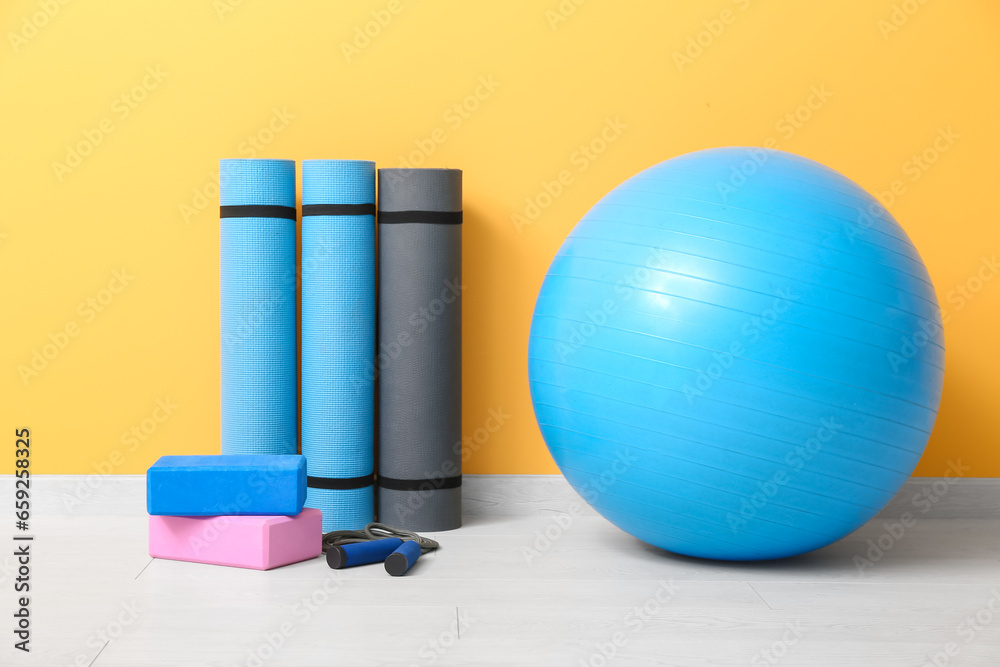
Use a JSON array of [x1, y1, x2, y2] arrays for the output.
[[528, 147, 945, 560]]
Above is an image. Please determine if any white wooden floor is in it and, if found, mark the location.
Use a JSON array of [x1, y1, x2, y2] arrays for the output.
[[3, 477, 999, 666]]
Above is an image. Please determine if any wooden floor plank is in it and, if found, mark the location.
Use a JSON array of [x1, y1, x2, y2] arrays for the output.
[[3, 484, 999, 666]]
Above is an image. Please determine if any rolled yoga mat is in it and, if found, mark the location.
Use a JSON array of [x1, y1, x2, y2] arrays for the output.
[[377, 168, 463, 531], [301, 160, 376, 531], [220, 159, 298, 456]]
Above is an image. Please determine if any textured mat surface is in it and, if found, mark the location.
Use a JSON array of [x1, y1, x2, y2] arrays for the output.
[[219, 159, 298, 456], [301, 160, 376, 531], [377, 168, 463, 531]]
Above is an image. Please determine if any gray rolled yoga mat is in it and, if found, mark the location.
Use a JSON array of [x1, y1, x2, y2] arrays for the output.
[[377, 168, 462, 531]]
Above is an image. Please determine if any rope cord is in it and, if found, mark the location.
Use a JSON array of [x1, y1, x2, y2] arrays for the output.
[[321, 522, 440, 554]]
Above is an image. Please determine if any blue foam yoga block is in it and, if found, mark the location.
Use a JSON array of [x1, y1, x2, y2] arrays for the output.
[[146, 455, 307, 516]]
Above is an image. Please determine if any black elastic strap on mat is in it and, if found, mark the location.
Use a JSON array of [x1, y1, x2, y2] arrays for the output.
[[220, 204, 298, 220], [302, 203, 376, 217], [378, 210, 462, 225], [377, 475, 462, 491], [308, 474, 375, 490]]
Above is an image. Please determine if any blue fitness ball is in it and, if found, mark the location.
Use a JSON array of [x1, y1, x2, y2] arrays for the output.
[[528, 147, 945, 560]]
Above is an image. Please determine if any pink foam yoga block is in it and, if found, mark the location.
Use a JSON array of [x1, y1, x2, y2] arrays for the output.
[[149, 508, 322, 570]]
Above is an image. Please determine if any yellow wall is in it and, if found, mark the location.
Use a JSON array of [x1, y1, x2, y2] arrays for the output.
[[3, 0, 998, 477]]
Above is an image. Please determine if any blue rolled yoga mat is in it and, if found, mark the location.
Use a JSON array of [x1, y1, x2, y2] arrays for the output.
[[220, 159, 298, 456], [301, 160, 376, 531]]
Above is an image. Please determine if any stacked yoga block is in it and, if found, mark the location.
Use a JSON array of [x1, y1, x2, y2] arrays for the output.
[[147, 456, 321, 570], [148, 159, 463, 570]]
